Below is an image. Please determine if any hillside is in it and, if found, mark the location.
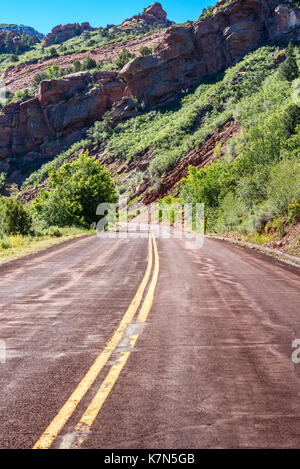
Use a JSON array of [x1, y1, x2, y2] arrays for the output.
[[0, 0, 300, 256], [0, 24, 44, 39]]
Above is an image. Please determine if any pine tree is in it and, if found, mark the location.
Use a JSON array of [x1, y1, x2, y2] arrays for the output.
[[278, 42, 299, 81]]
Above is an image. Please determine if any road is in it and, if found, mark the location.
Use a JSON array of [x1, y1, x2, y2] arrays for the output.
[[0, 230, 300, 449]]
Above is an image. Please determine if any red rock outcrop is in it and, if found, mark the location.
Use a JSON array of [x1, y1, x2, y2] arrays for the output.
[[120, 0, 300, 106], [1, 0, 300, 183], [121, 2, 172, 30], [44, 22, 94, 47], [0, 30, 38, 54], [0, 71, 125, 162]]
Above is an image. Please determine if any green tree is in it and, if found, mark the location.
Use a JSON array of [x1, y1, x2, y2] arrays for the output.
[[32, 151, 117, 228], [115, 48, 136, 70], [49, 47, 57, 57], [0, 197, 32, 235], [278, 43, 299, 81], [73, 60, 82, 72], [81, 56, 97, 71], [139, 46, 153, 57], [0, 172, 6, 190]]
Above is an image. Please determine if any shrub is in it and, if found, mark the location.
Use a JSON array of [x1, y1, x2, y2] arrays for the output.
[[73, 60, 81, 72], [0, 172, 6, 190], [31, 151, 118, 228], [288, 199, 300, 224], [87, 113, 113, 144], [266, 159, 300, 215], [115, 48, 136, 70], [49, 47, 57, 57], [278, 43, 299, 82], [0, 197, 32, 235], [81, 56, 97, 71], [13, 88, 34, 102], [139, 46, 153, 57]]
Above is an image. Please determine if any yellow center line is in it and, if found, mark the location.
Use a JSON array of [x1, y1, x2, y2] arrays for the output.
[[70, 231, 160, 448], [33, 234, 153, 450]]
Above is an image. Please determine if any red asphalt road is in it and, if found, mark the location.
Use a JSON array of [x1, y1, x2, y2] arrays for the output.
[[0, 233, 300, 449]]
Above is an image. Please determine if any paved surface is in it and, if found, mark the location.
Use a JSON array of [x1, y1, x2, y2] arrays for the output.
[[0, 232, 300, 449]]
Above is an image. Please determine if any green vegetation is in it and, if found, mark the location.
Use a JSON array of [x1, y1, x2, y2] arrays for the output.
[[31, 151, 117, 228], [4, 42, 300, 252], [0, 197, 32, 236], [139, 46, 153, 56], [179, 43, 300, 237], [101, 45, 279, 177], [0, 153, 116, 263], [0, 21, 166, 74], [0, 227, 93, 264], [115, 48, 136, 70]]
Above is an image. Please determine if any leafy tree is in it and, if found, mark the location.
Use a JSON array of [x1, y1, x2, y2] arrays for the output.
[[49, 47, 57, 57], [46, 63, 61, 78], [278, 43, 299, 81], [0, 197, 32, 235], [115, 48, 136, 70], [87, 113, 114, 144], [73, 60, 82, 72], [32, 151, 117, 228], [0, 172, 6, 190], [139, 46, 153, 57], [81, 56, 97, 71]]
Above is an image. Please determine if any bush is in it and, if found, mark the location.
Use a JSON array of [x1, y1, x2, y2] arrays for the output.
[[139, 46, 153, 57], [31, 151, 118, 228], [278, 43, 299, 82], [115, 48, 136, 70], [13, 88, 34, 102], [266, 159, 300, 215], [82, 56, 97, 71], [0, 197, 32, 235], [288, 199, 300, 224], [87, 113, 113, 144], [73, 60, 81, 72]]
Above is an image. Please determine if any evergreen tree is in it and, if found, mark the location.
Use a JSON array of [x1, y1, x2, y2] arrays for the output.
[[278, 43, 299, 81]]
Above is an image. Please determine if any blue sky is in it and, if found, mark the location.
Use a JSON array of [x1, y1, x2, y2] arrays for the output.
[[1, 1, 212, 34]]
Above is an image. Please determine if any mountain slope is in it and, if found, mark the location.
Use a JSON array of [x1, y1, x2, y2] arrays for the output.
[[0, 24, 44, 39], [0, 0, 300, 255]]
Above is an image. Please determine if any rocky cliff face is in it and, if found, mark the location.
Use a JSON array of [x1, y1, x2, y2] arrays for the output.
[[120, 0, 300, 106], [0, 30, 39, 54], [0, 71, 124, 166], [0, 24, 44, 40], [121, 2, 172, 30], [1, 0, 300, 181], [44, 23, 94, 47]]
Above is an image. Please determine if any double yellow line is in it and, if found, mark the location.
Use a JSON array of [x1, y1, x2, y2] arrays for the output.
[[33, 230, 159, 449]]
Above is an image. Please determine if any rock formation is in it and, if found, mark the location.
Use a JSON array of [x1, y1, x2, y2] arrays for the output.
[[0, 24, 44, 40], [121, 2, 172, 30], [0, 71, 124, 165], [1, 0, 300, 180], [44, 22, 94, 47], [120, 0, 300, 106], [0, 30, 39, 54]]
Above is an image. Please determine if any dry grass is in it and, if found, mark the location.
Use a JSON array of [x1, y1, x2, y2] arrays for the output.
[[0, 231, 94, 265]]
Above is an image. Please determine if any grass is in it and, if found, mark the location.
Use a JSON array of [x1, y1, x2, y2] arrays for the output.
[[245, 232, 275, 245], [0, 227, 95, 264]]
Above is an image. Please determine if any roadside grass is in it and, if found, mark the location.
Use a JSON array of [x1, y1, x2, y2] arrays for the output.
[[245, 232, 275, 245], [0, 227, 95, 264]]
